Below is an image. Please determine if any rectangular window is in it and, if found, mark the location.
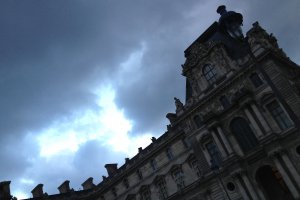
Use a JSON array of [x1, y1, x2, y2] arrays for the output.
[[173, 169, 185, 190], [267, 101, 293, 130], [250, 73, 263, 88], [150, 159, 158, 171], [123, 178, 129, 189], [166, 147, 173, 160], [112, 187, 117, 197], [182, 137, 191, 149], [141, 188, 151, 200], [206, 142, 222, 166], [156, 179, 168, 200], [220, 95, 230, 109], [137, 169, 143, 180]]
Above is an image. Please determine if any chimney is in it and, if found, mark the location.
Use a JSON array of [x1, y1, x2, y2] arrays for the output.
[[104, 164, 118, 177], [138, 147, 143, 153], [58, 180, 71, 194], [125, 158, 130, 164], [0, 181, 11, 200], [151, 137, 157, 142], [102, 176, 107, 182], [31, 184, 44, 198], [81, 177, 95, 190]]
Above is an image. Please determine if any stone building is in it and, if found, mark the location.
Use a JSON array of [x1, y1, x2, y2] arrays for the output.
[[2, 5, 300, 200]]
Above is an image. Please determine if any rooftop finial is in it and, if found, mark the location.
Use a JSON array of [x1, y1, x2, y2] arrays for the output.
[[217, 5, 227, 15]]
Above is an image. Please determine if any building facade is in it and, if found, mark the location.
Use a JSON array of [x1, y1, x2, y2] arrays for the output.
[[2, 5, 300, 200]]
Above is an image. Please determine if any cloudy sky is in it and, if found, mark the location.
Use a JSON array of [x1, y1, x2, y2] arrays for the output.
[[0, 0, 299, 198]]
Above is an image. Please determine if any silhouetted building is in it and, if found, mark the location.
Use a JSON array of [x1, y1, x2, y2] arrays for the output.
[[2, 5, 300, 200]]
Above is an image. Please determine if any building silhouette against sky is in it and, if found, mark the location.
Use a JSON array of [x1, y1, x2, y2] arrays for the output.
[[2, 5, 300, 200]]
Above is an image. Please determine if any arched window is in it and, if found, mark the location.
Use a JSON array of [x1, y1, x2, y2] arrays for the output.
[[193, 115, 203, 128], [203, 64, 217, 84], [230, 117, 258, 152]]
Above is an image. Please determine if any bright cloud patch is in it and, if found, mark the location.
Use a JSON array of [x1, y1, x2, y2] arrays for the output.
[[37, 86, 152, 158]]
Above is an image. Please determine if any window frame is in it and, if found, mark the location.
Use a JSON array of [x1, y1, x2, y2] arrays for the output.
[[205, 141, 222, 166], [249, 72, 264, 88], [219, 95, 231, 109], [193, 114, 203, 129], [266, 100, 293, 130], [203, 64, 218, 84], [123, 177, 129, 189], [166, 147, 174, 160], [150, 159, 158, 172], [137, 169, 143, 180], [155, 177, 168, 200], [140, 186, 151, 200], [171, 167, 185, 191], [229, 117, 259, 153], [111, 187, 117, 198]]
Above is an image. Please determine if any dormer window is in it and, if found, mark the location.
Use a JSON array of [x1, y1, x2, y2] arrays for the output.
[[203, 64, 217, 84]]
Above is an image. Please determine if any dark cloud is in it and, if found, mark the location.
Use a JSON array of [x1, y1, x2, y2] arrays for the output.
[[0, 0, 299, 198]]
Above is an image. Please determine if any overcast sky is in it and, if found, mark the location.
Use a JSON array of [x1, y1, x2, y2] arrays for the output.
[[0, 0, 299, 198]]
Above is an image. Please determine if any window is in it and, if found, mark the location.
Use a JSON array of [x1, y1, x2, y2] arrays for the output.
[[267, 101, 293, 130], [230, 117, 258, 152], [206, 142, 222, 166], [123, 178, 129, 189], [137, 169, 143, 180], [156, 178, 168, 200], [219, 95, 231, 109], [166, 147, 174, 160], [190, 159, 202, 178], [112, 187, 117, 197], [250, 73, 263, 88], [140, 186, 151, 200], [193, 115, 203, 128], [172, 169, 185, 190], [182, 137, 191, 149], [150, 159, 158, 171], [226, 182, 236, 191], [203, 64, 217, 84]]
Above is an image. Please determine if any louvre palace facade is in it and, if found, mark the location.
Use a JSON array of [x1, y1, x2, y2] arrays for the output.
[[1, 5, 300, 200]]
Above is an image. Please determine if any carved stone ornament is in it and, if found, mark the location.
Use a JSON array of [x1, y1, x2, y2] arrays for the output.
[[183, 40, 220, 70], [174, 97, 184, 111], [247, 22, 287, 57]]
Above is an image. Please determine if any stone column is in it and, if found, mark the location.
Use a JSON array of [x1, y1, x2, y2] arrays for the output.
[[244, 107, 264, 138], [241, 173, 259, 200], [202, 146, 212, 165], [281, 153, 300, 188], [250, 103, 271, 133], [272, 153, 300, 199], [217, 127, 233, 154], [211, 130, 227, 158]]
